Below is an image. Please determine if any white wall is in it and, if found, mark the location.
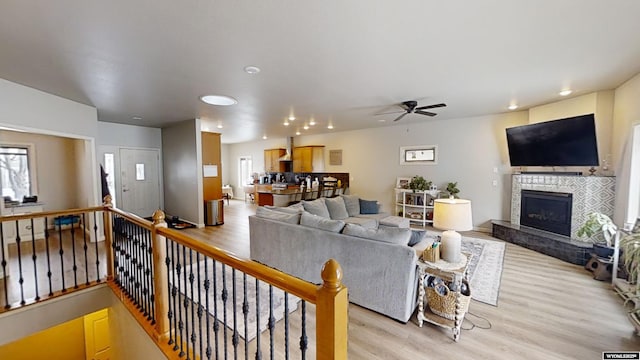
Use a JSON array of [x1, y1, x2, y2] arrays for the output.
[[161, 119, 203, 226], [613, 72, 640, 226], [0, 79, 97, 139], [0, 78, 100, 211], [228, 112, 528, 231]]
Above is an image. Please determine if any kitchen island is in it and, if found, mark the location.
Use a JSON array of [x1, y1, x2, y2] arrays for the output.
[[255, 184, 300, 206]]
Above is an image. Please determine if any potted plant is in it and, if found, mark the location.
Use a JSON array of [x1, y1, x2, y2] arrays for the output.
[[619, 230, 640, 332], [409, 176, 431, 192], [577, 212, 617, 258], [446, 182, 460, 198]]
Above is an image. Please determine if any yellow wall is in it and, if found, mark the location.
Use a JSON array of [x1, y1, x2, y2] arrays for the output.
[[0, 316, 86, 360]]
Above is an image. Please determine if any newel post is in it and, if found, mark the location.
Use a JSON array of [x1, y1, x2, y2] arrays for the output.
[[316, 259, 348, 360], [102, 195, 114, 280], [152, 209, 170, 340]]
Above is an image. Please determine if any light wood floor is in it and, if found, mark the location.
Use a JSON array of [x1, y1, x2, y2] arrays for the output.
[[183, 199, 640, 359]]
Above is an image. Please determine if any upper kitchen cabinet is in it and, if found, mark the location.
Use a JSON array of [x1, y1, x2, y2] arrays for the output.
[[264, 148, 287, 173], [293, 146, 325, 172]]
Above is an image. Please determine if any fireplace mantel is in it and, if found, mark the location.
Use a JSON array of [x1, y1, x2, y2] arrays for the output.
[[511, 174, 615, 240]]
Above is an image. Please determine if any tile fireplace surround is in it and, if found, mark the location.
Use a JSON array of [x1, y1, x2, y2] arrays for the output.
[[492, 174, 616, 265]]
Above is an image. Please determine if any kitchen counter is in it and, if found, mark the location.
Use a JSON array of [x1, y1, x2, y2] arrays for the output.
[[255, 185, 300, 206]]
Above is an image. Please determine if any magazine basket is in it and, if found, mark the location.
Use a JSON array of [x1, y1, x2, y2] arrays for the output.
[[426, 279, 471, 320]]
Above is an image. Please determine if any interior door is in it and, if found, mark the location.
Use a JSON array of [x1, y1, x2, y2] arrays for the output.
[[120, 148, 161, 217], [84, 309, 112, 360]]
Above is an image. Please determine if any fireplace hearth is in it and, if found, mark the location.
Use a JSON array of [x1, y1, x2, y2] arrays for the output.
[[520, 190, 572, 236]]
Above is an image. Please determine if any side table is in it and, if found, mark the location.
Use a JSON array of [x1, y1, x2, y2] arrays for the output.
[[417, 252, 472, 342]]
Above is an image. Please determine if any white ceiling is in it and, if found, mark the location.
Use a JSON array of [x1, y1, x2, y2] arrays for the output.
[[1, 1, 640, 143]]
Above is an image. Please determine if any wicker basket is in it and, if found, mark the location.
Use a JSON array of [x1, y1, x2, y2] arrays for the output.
[[426, 279, 471, 320]]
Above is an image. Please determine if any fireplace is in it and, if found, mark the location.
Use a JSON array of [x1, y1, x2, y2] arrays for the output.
[[520, 190, 572, 236]]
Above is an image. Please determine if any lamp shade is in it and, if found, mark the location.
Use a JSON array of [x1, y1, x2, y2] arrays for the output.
[[433, 198, 473, 231]]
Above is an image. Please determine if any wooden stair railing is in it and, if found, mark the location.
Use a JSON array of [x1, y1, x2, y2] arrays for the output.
[[104, 197, 348, 360]]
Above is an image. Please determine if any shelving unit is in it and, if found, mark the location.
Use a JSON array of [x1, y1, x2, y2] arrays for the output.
[[394, 189, 438, 227]]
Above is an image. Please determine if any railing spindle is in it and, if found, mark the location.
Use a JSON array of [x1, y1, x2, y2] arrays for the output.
[[15, 221, 26, 304], [204, 257, 212, 360], [0, 223, 9, 308], [44, 219, 53, 296], [189, 248, 196, 359], [221, 262, 229, 360], [300, 301, 307, 359], [93, 211, 101, 282], [196, 253, 203, 360], [232, 268, 239, 358], [269, 285, 274, 360], [213, 259, 220, 360], [176, 243, 185, 357], [82, 214, 90, 285], [255, 278, 262, 360], [57, 222, 65, 292], [70, 217, 79, 289], [242, 273, 249, 360], [28, 218, 40, 301], [284, 293, 289, 360], [170, 240, 179, 350]]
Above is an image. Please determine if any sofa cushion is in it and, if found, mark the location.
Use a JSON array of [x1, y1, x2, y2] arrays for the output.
[[342, 223, 412, 246], [255, 206, 301, 224], [265, 205, 303, 214], [408, 229, 427, 246], [340, 194, 360, 217], [302, 198, 330, 218], [359, 199, 379, 214], [300, 211, 345, 233], [324, 196, 349, 220], [343, 217, 378, 229]]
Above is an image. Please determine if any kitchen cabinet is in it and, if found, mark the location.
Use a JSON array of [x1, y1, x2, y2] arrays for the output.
[[293, 146, 325, 172], [264, 148, 286, 172]]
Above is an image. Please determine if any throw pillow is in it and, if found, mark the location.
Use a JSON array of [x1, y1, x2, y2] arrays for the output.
[[342, 223, 411, 246], [408, 229, 427, 246], [324, 196, 349, 220], [265, 205, 303, 214], [300, 211, 346, 233], [255, 207, 301, 224], [340, 194, 360, 217], [359, 199, 379, 214], [302, 198, 330, 218]]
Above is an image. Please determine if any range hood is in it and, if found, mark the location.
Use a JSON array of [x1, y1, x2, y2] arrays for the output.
[[279, 137, 293, 161]]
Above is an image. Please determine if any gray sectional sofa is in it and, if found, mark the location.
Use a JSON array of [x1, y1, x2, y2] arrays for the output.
[[249, 195, 434, 322]]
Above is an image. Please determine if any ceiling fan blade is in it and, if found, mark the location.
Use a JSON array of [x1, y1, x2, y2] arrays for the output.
[[374, 110, 405, 116], [415, 103, 446, 110], [393, 112, 409, 122], [415, 110, 437, 116]]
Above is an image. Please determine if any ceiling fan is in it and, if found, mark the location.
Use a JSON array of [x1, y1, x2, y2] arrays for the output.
[[385, 100, 447, 122]]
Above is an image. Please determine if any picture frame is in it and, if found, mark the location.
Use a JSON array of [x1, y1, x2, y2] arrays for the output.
[[400, 145, 438, 165], [396, 177, 411, 189]]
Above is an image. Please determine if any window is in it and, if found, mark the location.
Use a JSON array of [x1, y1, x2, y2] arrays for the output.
[[0, 145, 32, 201], [238, 156, 253, 189]]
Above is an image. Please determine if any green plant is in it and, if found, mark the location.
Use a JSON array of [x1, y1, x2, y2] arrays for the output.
[[409, 176, 431, 191], [577, 212, 617, 246], [446, 182, 460, 198]]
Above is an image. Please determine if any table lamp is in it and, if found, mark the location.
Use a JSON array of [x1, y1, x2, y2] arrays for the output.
[[433, 197, 473, 263]]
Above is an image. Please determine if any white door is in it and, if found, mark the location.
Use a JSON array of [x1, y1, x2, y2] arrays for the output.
[[120, 148, 161, 217]]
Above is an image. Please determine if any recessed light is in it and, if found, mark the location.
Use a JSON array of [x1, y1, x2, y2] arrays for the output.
[[289, 116, 296, 121], [303, 124, 309, 130], [559, 89, 572, 96], [309, 119, 316, 126], [217, 123, 223, 129], [508, 104, 518, 110], [296, 131, 301, 136], [262, 135, 268, 140], [132, 116, 142, 121], [200, 95, 238, 106], [327, 124, 334, 130], [283, 120, 290, 126], [378, 119, 386, 122], [244, 65, 261, 74]]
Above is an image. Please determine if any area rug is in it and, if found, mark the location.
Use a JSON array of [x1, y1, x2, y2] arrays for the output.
[[171, 260, 299, 341], [461, 236, 505, 306]]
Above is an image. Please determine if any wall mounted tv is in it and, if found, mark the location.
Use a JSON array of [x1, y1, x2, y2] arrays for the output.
[[506, 113, 599, 167]]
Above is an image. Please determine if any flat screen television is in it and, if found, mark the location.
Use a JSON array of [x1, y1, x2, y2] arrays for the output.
[[506, 113, 599, 167]]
